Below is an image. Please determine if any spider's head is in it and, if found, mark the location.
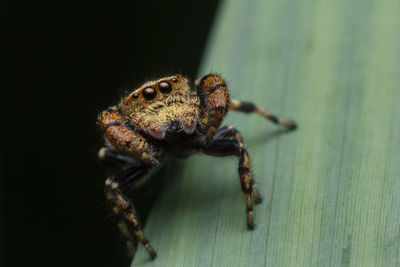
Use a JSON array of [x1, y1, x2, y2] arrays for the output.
[[118, 74, 191, 114]]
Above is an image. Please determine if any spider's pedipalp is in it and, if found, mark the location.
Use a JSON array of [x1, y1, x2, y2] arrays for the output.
[[196, 74, 230, 141], [97, 108, 160, 166]]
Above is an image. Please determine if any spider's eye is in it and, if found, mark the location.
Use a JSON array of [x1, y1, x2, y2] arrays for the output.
[[132, 93, 139, 99], [142, 87, 157, 100], [158, 81, 172, 94], [171, 77, 178, 83]]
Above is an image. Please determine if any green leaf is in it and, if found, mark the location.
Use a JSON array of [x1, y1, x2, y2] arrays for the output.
[[132, 0, 400, 266]]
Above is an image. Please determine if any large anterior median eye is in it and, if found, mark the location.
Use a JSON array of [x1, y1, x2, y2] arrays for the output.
[[142, 87, 157, 100], [158, 81, 172, 94]]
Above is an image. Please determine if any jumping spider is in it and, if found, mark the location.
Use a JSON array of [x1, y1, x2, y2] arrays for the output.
[[97, 74, 297, 259]]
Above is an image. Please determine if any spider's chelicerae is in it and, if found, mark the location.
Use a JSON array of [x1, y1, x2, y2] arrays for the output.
[[97, 74, 297, 259]]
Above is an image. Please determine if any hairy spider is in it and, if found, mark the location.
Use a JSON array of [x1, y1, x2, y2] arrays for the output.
[[97, 74, 297, 259]]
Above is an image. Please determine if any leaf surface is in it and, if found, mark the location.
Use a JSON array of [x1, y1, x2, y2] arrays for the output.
[[133, 0, 400, 266]]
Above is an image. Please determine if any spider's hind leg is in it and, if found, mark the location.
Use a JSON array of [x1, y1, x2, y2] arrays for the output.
[[229, 99, 297, 129]]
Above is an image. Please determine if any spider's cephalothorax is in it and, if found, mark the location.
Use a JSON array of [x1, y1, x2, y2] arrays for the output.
[[97, 74, 297, 259]]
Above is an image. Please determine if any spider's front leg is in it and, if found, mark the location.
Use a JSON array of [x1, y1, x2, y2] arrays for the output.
[[97, 107, 159, 166], [203, 126, 261, 230], [97, 107, 160, 259], [104, 166, 157, 259]]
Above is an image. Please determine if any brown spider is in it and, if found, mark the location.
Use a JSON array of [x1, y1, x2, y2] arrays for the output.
[[97, 74, 297, 259]]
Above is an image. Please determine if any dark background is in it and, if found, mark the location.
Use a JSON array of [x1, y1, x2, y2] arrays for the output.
[[2, 0, 219, 266]]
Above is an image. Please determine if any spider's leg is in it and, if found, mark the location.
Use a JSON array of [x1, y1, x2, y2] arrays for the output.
[[97, 107, 160, 166], [99, 147, 141, 255], [203, 127, 260, 230], [229, 98, 297, 130], [98, 147, 142, 168], [213, 125, 243, 142], [98, 108, 160, 259], [212, 126, 262, 204], [114, 205, 138, 257], [105, 166, 157, 259]]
